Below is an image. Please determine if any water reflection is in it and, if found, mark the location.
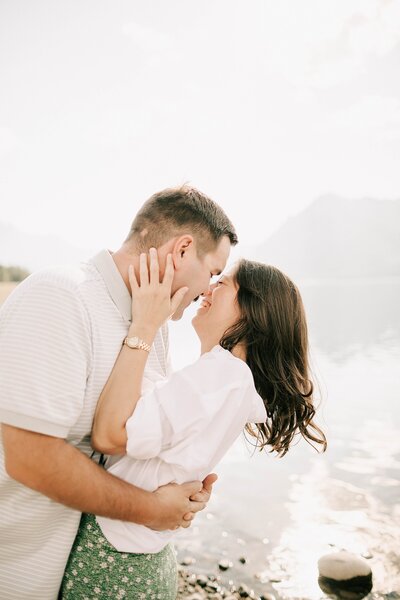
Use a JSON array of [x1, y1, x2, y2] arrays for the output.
[[260, 457, 400, 598], [257, 341, 400, 598]]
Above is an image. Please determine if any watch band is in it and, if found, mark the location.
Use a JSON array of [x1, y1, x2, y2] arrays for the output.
[[123, 336, 151, 353]]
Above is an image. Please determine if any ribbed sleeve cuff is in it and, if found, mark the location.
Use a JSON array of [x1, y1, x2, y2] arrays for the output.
[[0, 409, 70, 438]]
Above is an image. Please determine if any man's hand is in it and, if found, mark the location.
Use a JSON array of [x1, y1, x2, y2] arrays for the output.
[[190, 472, 218, 502], [181, 472, 218, 523], [148, 480, 206, 530]]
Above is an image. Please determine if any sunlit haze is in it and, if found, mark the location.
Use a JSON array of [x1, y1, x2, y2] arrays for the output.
[[1, 0, 400, 253]]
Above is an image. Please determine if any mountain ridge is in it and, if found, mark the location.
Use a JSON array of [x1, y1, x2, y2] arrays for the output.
[[254, 195, 400, 279], [0, 222, 94, 272], [1, 195, 399, 278]]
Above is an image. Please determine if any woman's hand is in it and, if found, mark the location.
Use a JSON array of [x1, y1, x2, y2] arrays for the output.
[[128, 248, 188, 336]]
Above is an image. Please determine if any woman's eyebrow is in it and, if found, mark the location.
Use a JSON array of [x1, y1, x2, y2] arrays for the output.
[[219, 274, 231, 282]]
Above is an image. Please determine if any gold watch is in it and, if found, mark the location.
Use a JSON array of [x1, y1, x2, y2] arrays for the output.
[[123, 336, 151, 353]]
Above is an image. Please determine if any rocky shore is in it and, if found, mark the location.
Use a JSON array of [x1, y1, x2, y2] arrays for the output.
[[175, 549, 400, 600], [177, 564, 275, 600]]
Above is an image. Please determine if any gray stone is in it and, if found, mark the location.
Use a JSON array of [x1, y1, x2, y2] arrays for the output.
[[238, 583, 251, 597], [206, 581, 221, 592], [196, 574, 209, 588], [181, 555, 196, 566], [318, 551, 372, 581], [219, 559, 233, 571]]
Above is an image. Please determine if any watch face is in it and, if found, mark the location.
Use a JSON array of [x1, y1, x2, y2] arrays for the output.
[[127, 336, 139, 348]]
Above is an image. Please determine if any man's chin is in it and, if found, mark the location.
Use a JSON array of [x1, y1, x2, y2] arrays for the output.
[[170, 312, 183, 322], [171, 299, 194, 321], [170, 307, 184, 321]]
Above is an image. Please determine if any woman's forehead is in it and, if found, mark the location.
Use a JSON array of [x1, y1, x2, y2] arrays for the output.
[[223, 263, 238, 279]]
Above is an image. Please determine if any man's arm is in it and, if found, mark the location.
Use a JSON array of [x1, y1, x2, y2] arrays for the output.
[[1, 424, 206, 530]]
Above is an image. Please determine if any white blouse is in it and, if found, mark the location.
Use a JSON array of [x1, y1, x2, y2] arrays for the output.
[[96, 345, 267, 553]]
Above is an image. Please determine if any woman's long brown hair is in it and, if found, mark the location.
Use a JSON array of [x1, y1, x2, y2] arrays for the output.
[[220, 259, 327, 457]]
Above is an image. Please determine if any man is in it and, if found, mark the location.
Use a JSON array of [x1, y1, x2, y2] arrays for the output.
[[0, 185, 238, 599]]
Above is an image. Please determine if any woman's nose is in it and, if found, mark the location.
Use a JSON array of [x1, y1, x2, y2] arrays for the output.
[[202, 288, 213, 298]]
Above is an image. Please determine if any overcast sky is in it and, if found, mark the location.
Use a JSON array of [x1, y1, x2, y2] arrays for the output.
[[1, 0, 400, 252]]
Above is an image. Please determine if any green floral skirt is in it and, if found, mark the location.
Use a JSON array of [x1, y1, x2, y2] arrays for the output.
[[60, 513, 178, 600]]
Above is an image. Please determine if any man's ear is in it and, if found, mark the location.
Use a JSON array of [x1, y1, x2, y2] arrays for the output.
[[172, 235, 194, 267]]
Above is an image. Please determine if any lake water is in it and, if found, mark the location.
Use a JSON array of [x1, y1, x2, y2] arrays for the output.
[[170, 279, 400, 599]]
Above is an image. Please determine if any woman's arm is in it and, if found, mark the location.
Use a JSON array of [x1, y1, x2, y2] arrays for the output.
[[91, 323, 157, 454], [91, 249, 188, 454]]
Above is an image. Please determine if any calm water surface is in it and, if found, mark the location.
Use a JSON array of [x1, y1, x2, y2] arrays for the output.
[[170, 279, 400, 599]]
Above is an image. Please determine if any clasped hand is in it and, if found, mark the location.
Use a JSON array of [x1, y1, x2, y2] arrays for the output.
[[129, 248, 188, 331]]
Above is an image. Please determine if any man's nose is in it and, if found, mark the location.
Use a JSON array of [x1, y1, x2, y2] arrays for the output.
[[202, 288, 213, 298]]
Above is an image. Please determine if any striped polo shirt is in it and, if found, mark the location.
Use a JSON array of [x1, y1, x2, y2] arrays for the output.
[[0, 250, 170, 600]]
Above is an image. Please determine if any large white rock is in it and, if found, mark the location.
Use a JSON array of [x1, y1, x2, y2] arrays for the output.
[[318, 551, 372, 581]]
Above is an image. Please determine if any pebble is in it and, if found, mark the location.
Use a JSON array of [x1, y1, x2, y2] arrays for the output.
[[218, 558, 233, 571], [205, 581, 220, 592], [177, 563, 278, 600], [181, 556, 196, 566], [238, 583, 253, 597], [196, 574, 209, 588], [239, 556, 248, 564], [318, 551, 372, 581]]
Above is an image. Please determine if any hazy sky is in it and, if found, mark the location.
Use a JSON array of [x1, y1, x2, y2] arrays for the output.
[[1, 0, 400, 252]]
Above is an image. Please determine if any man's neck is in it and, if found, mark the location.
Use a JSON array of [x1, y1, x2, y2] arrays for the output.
[[111, 247, 140, 293]]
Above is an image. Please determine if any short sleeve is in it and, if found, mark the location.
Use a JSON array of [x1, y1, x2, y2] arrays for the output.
[[0, 280, 91, 437], [124, 347, 262, 467]]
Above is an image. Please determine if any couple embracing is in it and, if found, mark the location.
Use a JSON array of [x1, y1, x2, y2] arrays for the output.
[[0, 185, 326, 599]]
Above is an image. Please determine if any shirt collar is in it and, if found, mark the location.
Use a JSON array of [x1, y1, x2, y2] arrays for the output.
[[89, 249, 132, 324]]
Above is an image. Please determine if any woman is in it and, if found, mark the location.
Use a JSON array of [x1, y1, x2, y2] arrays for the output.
[[61, 249, 327, 599]]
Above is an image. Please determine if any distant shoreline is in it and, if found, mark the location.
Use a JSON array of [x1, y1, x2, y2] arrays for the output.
[[0, 282, 18, 306]]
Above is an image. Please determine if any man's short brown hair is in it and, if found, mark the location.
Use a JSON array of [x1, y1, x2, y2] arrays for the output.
[[125, 185, 238, 256]]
